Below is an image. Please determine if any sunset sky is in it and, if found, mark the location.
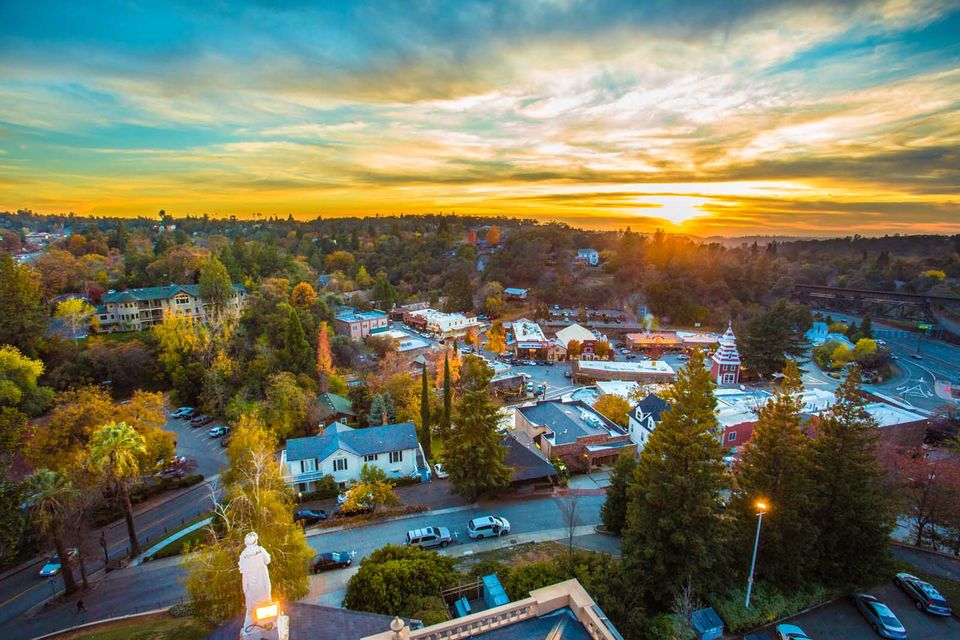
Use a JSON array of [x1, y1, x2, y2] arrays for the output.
[[1, 0, 958, 236]]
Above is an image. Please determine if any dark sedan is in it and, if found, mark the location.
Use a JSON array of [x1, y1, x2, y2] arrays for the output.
[[293, 508, 327, 525], [894, 572, 952, 616], [312, 551, 352, 573], [852, 593, 907, 639]]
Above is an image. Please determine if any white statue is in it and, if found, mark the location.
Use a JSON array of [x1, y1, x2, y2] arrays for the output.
[[239, 532, 272, 633]]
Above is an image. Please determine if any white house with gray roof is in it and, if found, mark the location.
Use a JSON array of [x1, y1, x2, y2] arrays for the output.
[[281, 422, 427, 491]]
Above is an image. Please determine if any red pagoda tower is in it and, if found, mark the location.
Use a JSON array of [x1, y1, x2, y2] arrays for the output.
[[710, 322, 741, 386]]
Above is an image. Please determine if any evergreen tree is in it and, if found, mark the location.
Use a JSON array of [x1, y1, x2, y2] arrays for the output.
[[0, 254, 46, 357], [440, 354, 452, 436], [808, 366, 893, 584], [739, 300, 811, 378], [729, 360, 815, 587], [420, 366, 432, 460], [445, 371, 510, 500], [845, 320, 861, 343], [622, 349, 726, 603], [600, 452, 636, 535], [281, 307, 312, 375]]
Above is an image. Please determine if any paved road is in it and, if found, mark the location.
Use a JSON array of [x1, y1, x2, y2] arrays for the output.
[[0, 410, 224, 629], [8, 493, 604, 640]]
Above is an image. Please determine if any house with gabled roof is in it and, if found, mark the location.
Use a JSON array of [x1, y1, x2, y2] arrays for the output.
[[281, 421, 428, 491], [627, 393, 669, 450]]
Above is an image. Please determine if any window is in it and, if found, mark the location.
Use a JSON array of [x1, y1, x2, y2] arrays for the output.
[[728, 432, 737, 442], [333, 458, 348, 472], [363, 454, 378, 462], [389, 450, 403, 464]]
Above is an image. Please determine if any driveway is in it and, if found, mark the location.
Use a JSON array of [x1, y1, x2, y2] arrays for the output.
[[750, 581, 960, 639]]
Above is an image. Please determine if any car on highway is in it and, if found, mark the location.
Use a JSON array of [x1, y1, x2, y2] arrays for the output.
[[433, 463, 449, 479], [775, 623, 813, 640], [406, 526, 452, 549], [171, 406, 195, 419], [852, 593, 907, 639], [207, 425, 230, 438], [312, 551, 352, 573], [293, 508, 327, 525], [467, 515, 511, 539], [39, 548, 78, 577], [893, 571, 952, 615]]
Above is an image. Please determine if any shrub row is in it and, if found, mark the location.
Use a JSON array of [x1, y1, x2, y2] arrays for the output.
[[710, 582, 832, 632]]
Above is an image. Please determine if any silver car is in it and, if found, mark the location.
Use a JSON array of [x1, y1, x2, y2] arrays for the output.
[[852, 593, 907, 639]]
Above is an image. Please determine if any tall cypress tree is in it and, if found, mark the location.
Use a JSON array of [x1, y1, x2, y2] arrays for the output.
[[420, 366, 432, 460], [282, 307, 312, 375], [808, 366, 892, 584], [440, 353, 452, 436], [730, 360, 816, 587], [622, 349, 726, 603]]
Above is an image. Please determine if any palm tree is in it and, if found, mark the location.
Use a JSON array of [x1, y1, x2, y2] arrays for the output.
[[28, 469, 79, 594], [89, 422, 146, 557]]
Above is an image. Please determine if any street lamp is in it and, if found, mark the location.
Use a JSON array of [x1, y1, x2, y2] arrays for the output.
[[745, 500, 768, 609]]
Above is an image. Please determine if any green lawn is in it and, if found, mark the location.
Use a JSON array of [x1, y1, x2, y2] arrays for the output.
[[73, 616, 213, 640]]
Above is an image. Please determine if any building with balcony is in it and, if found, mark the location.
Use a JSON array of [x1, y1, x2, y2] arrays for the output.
[[97, 283, 247, 332], [282, 421, 428, 491]]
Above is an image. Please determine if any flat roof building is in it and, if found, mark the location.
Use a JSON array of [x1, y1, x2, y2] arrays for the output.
[[572, 359, 675, 383]]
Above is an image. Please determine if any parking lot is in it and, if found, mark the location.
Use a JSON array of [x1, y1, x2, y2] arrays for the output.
[[749, 581, 960, 639], [165, 411, 228, 478]]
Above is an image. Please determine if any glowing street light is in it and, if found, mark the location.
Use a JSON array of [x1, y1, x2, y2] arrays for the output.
[[745, 500, 769, 609]]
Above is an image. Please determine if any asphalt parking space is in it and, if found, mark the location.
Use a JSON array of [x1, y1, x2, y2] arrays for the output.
[[164, 414, 227, 477], [753, 582, 960, 639]]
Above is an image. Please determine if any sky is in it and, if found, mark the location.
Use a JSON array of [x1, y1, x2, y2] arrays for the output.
[[1, 0, 959, 237]]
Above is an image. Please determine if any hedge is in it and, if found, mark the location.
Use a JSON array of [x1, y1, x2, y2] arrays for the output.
[[710, 582, 832, 632]]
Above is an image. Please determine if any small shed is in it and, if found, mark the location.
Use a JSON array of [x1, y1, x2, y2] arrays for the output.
[[690, 607, 724, 640]]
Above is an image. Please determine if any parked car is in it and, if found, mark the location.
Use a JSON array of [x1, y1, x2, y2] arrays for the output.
[[293, 508, 327, 525], [467, 515, 511, 539], [433, 463, 449, 479], [39, 548, 78, 577], [775, 624, 813, 640], [852, 593, 907, 639], [406, 526, 452, 549], [312, 551, 352, 573], [207, 425, 230, 438], [171, 406, 195, 419], [894, 571, 952, 615]]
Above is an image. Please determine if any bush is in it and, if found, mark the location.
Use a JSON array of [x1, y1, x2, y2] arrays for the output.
[[299, 475, 339, 501], [389, 475, 422, 488], [710, 582, 830, 632], [344, 545, 460, 616], [503, 561, 567, 600]]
